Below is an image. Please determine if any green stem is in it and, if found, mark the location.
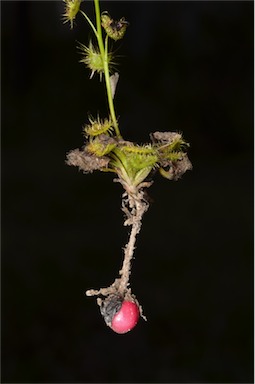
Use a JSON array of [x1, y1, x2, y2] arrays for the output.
[[93, 0, 121, 138], [80, 10, 98, 38], [104, 36, 121, 137], [94, 0, 104, 57]]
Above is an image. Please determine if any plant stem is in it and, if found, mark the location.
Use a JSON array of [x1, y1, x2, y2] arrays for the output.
[[118, 220, 141, 294], [104, 36, 121, 137], [94, 0, 104, 55], [118, 189, 150, 294], [94, 0, 121, 138], [85, 188, 150, 299], [80, 10, 98, 38]]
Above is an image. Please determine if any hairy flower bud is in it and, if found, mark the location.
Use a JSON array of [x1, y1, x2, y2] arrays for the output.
[[101, 12, 129, 41], [78, 41, 115, 79], [62, 0, 81, 29]]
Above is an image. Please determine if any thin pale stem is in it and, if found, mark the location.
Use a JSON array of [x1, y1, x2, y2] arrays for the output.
[[118, 220, 141, 294], [85, 188, 149, 299], [118, 189, 149, 293]]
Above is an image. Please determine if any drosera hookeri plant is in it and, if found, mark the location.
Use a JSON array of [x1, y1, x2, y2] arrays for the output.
[[63, 0, 192, 334]]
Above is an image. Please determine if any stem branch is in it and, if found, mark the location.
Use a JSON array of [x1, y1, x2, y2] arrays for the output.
[[80, 10, 98, 37]]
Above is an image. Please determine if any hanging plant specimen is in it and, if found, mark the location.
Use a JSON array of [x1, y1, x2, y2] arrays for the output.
[[62, 0, 192, 333]]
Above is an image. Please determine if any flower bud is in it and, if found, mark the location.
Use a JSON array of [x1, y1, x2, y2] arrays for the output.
[[62, 0, 81, 29], [78, 41, 104, 79], [101, 12, 129, 41]]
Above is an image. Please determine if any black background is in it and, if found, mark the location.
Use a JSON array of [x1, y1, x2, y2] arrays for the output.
[[1, 1, 254, 383]]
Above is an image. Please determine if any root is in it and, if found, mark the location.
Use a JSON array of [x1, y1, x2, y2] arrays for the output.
[[85, 179, 152, 319]]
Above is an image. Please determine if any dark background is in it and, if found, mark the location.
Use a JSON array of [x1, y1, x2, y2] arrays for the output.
[[1, 1, 254, 383]]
